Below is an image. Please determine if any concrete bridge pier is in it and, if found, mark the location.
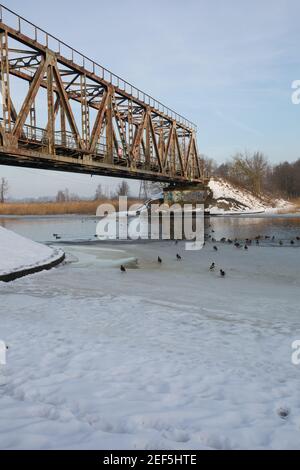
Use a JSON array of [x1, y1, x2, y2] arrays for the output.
[[163, 183, 210, 208]]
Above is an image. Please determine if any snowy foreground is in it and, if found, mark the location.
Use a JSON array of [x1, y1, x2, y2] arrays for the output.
[[0, 239, 300, 450], [0, 227, 63, 277]]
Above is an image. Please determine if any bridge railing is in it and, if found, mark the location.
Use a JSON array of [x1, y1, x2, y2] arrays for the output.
[[0, 3, 197, 132], [0, 117, 124, 161], [1, 117, 183, 173]]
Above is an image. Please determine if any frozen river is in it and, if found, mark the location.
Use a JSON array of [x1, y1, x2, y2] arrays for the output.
[[0, 212, 300, 244], [0, 216, 300, 449]]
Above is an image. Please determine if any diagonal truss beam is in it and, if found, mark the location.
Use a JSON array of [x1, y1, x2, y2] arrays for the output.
[[174, 128, 185, 175], [89, 90, 109, 153], [112, 92, 131, 164], [13, 58, 47, 139], [131, 111, 147, 164], [148, 113, 162, 172], [185, 133, 194, 174], [163, 125, 174, 171], [52, 62, 83, 150]]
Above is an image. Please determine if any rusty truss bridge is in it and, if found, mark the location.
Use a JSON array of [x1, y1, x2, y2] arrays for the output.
[[0, 4, 206, 185]]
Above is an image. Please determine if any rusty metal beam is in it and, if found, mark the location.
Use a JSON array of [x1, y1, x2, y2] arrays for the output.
[[13, 57, 46, 139], [52, 62, 83, 150], [131, 111, 147, 165], [0, 5, 206, 186], [148, 113, 162, 172], [0, 29, 11, 132], [89, 90, 109, 153], [47, 64, 55, 154]]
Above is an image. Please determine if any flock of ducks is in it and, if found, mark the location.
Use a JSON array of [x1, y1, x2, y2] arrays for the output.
[[119, 231, 300, 276], [51, 229, 298, 277], [120, 250, 227, 276], [209, 233, 300, 247], [120, 252, 184, 274]]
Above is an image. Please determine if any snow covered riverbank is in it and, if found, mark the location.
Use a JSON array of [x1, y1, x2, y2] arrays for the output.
[[0, 227, 65, 280], [208, 178, 293, 215], [0, 239, 300, 449]]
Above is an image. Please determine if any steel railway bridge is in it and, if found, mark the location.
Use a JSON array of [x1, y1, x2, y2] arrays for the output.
[[0, 4, 207, 187]]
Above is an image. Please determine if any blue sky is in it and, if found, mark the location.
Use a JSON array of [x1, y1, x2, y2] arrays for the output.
[[2, 0, 300, 198]]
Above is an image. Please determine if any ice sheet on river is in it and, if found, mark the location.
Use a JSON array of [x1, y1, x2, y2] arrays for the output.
[[0, 240, 300, 449]]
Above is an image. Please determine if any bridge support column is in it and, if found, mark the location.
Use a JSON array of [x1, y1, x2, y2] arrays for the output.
[[163, 183, 210, 207]]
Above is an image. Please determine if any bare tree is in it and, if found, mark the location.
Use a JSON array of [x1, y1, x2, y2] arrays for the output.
[[215, 162, 231, 179], [214, 155, 300, 199], [0, 177, 9, 203], [232, 151, 269, 194], [64, 188, 70, 202], [115, 180, 130, 197], [56, 188, 70, 203], [56, 190, 66, 203], [271, 159, 300, 198], [201, 155, 217, 178], [94, 183, 104, 200]]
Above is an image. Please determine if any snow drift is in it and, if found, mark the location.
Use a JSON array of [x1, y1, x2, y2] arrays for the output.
[[208, 178, 291, 215], [0, 226, 64, 278]]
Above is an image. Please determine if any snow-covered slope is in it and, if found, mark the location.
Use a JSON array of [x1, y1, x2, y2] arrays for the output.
[[0, 227, 63, 277], [208, 178, 291, 215]]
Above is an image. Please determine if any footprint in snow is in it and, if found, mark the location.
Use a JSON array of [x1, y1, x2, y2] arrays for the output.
[[277, 407, 290, 419]]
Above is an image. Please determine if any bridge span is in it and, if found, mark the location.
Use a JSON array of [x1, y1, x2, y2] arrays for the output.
[[0, 4, 207, 186]]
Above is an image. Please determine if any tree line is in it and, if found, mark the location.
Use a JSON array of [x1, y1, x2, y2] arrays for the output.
[[0, 178, 131, 204], [55, 181, 131, 203], [204, 152, 300, 199]]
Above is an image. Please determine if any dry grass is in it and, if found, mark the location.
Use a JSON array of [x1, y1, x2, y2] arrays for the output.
[[0, 199, 141, 216]]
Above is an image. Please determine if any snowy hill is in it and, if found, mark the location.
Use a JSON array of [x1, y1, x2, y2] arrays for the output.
[[0, 227, 64, 279], [208, 178, 291, 215]]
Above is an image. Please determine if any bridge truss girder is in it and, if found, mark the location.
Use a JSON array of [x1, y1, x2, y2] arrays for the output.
[[0, 5, 206, 184]]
